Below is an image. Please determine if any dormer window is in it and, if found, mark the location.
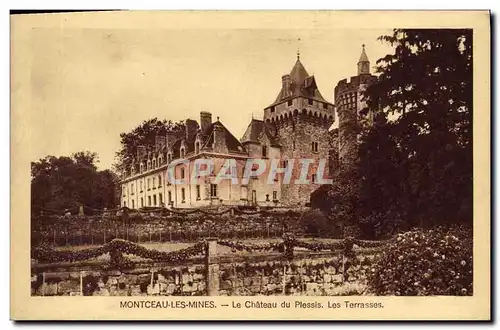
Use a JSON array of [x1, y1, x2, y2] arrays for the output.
[[270, 106, 275, 113], [180, 147, 185, 159], [262, 145, 268, 158], [287, 100, 292, 106], [152, 158, 157, 169], [167, 152, 172, 163], [158, 155, 163, 165], [147, 160, 151, 170], [140, 163, 144, 173], [308, 99, 313, 105]]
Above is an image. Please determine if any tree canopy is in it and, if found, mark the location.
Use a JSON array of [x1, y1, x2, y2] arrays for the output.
[[113, 118, 185, 174], [312, 29, 473, 238], [31, 151, 119, 214]]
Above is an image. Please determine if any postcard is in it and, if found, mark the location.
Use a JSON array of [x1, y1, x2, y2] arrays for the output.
[[11, 10, 490, 321]]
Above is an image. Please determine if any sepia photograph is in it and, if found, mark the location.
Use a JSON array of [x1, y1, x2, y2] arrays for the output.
[[10, 10, 490, 320]]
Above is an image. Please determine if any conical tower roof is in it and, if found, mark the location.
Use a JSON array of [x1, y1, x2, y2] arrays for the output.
[[358, 44, 369, 63], [269, 54, 332, 106]]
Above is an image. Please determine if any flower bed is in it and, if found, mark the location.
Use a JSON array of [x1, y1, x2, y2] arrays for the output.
[[367, 227, 473, 296]]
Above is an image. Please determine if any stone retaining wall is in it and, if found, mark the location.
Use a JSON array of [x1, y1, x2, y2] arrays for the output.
[[32, 254, 375, 296]]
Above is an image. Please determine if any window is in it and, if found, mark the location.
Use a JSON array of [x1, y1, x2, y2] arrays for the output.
[[270, 106, 275, 113], [195, 141, 200, 154], [141, 197, 144, 208], [181, 168, 185, 179], [158, 155, 163, 165], [158, 175, 162, 187], [147, 178, 151, 190], [308, 99, 313, 105], [168, 191, 172, 204], [153, 195, 157, 206], [312, 141, 319, 153], [282, 159, 288, 168], [124, 201, 127, 207], [181, 188, 185, 202], [148, 196, 151, 206], [196, 185, 201, 200], [180, 147, 185, 159], [262, 145, 268, 158], [266, 194, 270, 201], [159, 193, 163, 206], [152, 159, 156, 168], [147, 160, 151, 170], [287, 100, 292, 106], [273, 191, 278, 201], [131, 183, 134, 195], [167, 153, 172, 163], [132, 200, 135, 209], [312, 174, 317, 183], [153, 177, 156, 188], [210, 184, 217, 198], [140, 180, 143, 192], [292, 140, 295, 150], [140, 163, 144, 173], [323, 103, 328, 109]]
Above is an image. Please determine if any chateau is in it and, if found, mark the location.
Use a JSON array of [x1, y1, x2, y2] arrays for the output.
[[120, 47, 374, 209]]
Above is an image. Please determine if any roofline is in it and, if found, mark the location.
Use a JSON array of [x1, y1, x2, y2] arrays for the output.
[[120, 151, 250, 184]]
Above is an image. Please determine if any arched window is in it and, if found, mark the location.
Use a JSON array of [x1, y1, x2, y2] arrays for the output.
[[167, 152, 172, 163], [152, 158, 157, 169], [158, 155, 163, 165], [180, 147, 185, 159], [147, 160, 151, 170], [140, 163, 144, 173]]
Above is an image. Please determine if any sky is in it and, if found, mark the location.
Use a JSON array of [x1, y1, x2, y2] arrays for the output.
[[28, 26, 394, 170]]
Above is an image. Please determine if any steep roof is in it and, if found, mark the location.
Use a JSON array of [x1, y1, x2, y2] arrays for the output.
[[270, 57, 331, 107], [240, 119, 280, 147], [203, 120, 247, 153]]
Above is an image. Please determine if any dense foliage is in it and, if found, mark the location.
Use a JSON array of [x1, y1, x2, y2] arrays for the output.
[[113, 118, 185, 174], [367, 227, 473, 296], [31, 151, 119, 213], [311, 29, 473, 238]]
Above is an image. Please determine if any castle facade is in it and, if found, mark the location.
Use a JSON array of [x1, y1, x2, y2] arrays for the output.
[[120, 47, 374, 209]]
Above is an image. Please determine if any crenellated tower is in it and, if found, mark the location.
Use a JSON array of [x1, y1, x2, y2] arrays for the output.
[[263, 52, 335, 206], [334, 45, 377, 166]]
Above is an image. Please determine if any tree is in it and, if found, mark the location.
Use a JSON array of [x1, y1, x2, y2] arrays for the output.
[[113, 118, 185, 174], [362, 29, 473, 229], [31, 152, 119, 214], [312, 29, 473, 238]]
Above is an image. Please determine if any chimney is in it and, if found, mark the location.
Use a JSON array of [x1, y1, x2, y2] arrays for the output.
[[282, 74, 292, 98], [200, 111, 212, 134], [136, 145, 147, 160], [155, 135, 166, 152], [185, 119, 199, 142]]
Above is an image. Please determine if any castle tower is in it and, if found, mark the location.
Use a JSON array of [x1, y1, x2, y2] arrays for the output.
[[263, 52, 335, 206], [335, 45, 377, 166]]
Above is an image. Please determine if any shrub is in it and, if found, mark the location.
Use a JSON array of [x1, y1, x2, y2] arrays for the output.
[[298, 209, 331, 237], [367, 227, 472, 296]]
